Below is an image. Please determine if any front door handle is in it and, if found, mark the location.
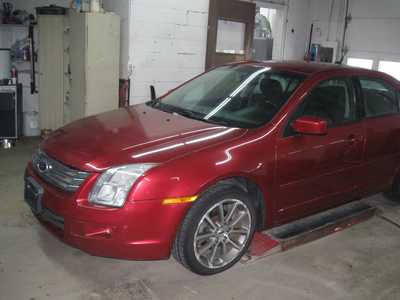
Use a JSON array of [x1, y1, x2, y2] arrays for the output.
[[344, 134, 364, 164], [347, 134, 364, 144], [347, 134, 357, 141]]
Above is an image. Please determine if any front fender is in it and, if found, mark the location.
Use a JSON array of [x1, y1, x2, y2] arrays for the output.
[[129, 131, 276, 226]]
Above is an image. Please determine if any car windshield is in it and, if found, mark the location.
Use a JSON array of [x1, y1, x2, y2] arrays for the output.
[[147, 64, 305, 128]]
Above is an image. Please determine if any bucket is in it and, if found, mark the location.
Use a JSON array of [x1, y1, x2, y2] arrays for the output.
[[1, 139, 13, 149], [0, 49, 11, 80], [23, 111, 40, 137]]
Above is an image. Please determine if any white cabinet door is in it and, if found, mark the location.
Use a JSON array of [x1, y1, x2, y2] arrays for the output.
[[85, 13, 120, 117], [38, 15, 65, 130]]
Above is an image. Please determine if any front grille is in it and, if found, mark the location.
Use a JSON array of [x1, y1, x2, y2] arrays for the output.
[[32, 150, 90, 192]]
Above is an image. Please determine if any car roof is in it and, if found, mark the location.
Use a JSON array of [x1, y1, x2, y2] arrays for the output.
[[229, 60, 380, 76], [219, 61, 400, 88]]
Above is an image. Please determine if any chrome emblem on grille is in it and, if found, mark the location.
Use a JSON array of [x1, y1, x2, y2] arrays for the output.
[[37, 158, 51, 173]]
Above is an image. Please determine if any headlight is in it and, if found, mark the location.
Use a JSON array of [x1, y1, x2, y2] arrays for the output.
[[89, 164, 157, 207]]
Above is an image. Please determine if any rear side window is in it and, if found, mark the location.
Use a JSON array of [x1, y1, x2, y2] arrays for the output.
[[359, 78, 398, 117]]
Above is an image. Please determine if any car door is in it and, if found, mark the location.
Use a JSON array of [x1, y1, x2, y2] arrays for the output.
[[274, 76, 365, 223], [355, 76, 400, 195]]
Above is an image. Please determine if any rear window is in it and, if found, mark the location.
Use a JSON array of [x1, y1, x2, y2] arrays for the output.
[[359, 78, 398, 117]]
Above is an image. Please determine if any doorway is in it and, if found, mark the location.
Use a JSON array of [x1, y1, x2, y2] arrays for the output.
[[205, 0, 287, 70], [205, 0, 256, 70], [253, 1, 287, 61]]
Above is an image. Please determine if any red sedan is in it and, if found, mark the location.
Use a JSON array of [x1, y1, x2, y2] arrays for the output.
[[25, 61, 400, 275]]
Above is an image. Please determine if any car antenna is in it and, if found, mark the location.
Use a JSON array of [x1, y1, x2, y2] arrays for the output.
[[150, 85, 157, 101]]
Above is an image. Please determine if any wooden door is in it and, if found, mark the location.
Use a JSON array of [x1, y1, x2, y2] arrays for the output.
[[205, 0, 256, 70]]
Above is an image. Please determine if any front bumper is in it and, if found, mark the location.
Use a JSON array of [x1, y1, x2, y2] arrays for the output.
[[25, 165, 191, 260]]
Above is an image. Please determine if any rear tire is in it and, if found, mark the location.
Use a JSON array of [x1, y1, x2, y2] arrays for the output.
[[384, 174, 400, 201], [173, 185, 256, 275]]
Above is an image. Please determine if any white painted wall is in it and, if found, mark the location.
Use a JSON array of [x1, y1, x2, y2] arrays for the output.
[[310, 0, 345, 47], [283, 0, 311, 60], [128, 0, 209, 104]]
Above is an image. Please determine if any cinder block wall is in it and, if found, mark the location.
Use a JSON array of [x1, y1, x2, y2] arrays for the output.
[[128, 0, 209, 104]]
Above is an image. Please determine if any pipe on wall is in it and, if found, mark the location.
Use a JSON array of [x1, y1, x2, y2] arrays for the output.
[[338, 0, 350, 63]]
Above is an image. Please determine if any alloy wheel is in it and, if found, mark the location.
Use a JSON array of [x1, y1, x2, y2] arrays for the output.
[[193, 199, 252, 269]]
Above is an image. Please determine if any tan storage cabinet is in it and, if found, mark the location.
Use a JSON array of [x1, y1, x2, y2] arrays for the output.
[[38, 11, 120, 130]]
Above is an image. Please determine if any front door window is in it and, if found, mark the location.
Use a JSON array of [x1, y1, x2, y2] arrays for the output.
[[285, 78, 356, 136]]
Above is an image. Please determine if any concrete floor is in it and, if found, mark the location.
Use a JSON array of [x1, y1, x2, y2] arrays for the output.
[[1, 139, 400, 300]]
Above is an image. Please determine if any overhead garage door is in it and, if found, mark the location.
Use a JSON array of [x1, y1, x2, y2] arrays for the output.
[[345, 0, 400, 79]]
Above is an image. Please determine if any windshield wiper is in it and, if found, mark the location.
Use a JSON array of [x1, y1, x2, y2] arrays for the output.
[[146, 101, 175, 114], [171, 107, 206, 121], [146, 99, 160, 107], [148, 101, 205, 120], [148, 101, 251, 128], [207, 116, 255, 128]]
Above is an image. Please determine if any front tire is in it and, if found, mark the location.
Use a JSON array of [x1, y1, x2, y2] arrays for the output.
[[173, 185, 256, 275]]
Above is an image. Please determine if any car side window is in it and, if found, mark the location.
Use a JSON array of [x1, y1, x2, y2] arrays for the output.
[[285, 78, 355, 137], [359, 78, 398, 117]]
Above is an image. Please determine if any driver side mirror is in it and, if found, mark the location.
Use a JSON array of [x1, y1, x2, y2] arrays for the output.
[[292, 116, 328, 135]]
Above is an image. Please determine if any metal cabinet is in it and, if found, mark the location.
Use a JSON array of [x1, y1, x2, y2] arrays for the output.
[[38, 11, 120, 131], [68, 11, 120, 122]]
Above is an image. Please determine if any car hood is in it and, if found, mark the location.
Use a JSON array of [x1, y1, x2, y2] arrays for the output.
[[41, 104, 246, 172]]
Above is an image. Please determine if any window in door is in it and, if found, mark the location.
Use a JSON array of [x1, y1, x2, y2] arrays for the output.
[[359, 78, 398, 117], [216, 20, 246, 55], [346, 58, 374, 70], [378, 60, 400, 81], [285, 78, 355, 136]]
